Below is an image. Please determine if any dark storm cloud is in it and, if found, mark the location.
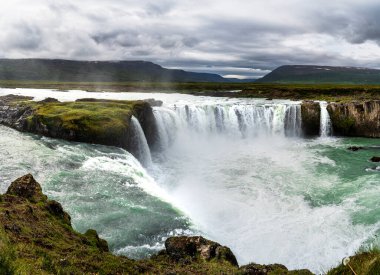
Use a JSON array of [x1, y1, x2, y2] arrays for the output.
[[1, 0, 380, 78]]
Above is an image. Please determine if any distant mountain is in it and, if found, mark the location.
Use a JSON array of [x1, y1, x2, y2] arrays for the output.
[[0, 59, 241, 83], [257, 65, 380, 84]]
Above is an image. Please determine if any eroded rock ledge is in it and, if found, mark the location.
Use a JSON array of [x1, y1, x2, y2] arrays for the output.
[[300, 100, 380, 137], [0, 95, 159, 160], [327, 101, 380, 137], [0, 174, 314, 274]]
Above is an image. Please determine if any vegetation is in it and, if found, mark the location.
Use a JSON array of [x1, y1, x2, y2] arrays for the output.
[[1, 80, 380, 102], [3, 98, 153, 151], [29, 100, 141, 140], [328, 250, 380, 275]]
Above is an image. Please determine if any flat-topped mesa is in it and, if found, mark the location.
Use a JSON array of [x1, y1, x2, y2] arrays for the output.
[[0, 95, 159, 163]]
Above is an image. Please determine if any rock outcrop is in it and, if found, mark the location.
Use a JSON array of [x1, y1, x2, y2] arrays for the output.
[[370, 156, 380, 162], [301, 101, 320, 136], [327, 101, 380, 137], [0, 95, 159, 163], [164, 236, 238, 266], [0, 95, 34, 130]]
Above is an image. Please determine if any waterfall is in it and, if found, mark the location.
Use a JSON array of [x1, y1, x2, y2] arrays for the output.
[[319, 101, 332, 137], [153, 102, 303, 149], [130, 116, 152, 166], [285, 104, 302, 137]]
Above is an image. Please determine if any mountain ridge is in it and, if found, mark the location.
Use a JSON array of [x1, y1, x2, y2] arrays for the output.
[[0, 58, 252, 83], [256, 65, 380, 84]]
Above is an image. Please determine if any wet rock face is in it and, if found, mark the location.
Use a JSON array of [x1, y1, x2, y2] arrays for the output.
[[165, 236, 238, 266], [132, 101, 159, 151], [6, 174, 47, 203], [301, 101, 321, 136], [0, 95, 34, 131], [327, 101, 380, 137]]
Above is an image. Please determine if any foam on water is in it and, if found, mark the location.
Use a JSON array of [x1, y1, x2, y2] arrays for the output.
[[150, 133, 380, 273]]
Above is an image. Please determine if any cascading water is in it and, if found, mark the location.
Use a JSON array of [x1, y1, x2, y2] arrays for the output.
[[319, 101, 332, 137], [153, 102, 303, 145], [130, 116, 152, 166]]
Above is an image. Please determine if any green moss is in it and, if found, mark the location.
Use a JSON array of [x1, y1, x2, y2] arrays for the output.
[[20, 99, 150, 149]]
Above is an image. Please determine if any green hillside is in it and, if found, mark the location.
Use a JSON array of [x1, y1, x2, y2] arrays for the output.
[[0, 59, 232, 83], [257, 65, 380, 84]]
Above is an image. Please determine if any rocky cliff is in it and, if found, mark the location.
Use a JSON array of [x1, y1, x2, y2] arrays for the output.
[[300, 100, 380, 138], [327, 101, 380, 137], [301, 101, 321, 136], [0, 174, 313, 274], [0, 95, 159, 161]]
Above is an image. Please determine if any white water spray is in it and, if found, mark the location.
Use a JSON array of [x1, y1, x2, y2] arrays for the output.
[[319, 101, 332, 137]]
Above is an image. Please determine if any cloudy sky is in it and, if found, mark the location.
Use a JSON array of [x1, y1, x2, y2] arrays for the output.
[[1, 0, 380, 79]]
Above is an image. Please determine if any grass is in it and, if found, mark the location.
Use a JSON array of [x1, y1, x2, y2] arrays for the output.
[[1, 80, 380, 102], [327, 249, 380, 275], [33, 100, 138, 136]]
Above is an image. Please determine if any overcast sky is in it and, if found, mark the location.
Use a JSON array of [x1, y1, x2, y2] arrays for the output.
[[1, 0, 380, 79]]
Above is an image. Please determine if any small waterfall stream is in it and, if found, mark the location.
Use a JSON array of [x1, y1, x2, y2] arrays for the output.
[[319, 101, 332, 137], [130, 116, 152, 166]]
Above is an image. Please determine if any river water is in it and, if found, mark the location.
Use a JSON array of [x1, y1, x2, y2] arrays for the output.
[[0, 88, 379, 273]]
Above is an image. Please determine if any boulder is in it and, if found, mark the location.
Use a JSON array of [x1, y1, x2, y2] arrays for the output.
[[240, 263, 313, 274], [370, 156, 380, 162], [165, 236, 238, 266], [348, 146, 364, 151], [6, 174, 47, 202]]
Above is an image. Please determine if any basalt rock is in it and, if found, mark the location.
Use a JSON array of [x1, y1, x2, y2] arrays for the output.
[[348, 146, 365, 151], [240, 263, 313, 274], [301, 101, 320, 136], [370, 156, 380, 162], [6, 174, 47, 203], [327, 100, 380, 137], [131, 100, 159, 151], [164, 236, 238, 266], [0, 95, 159, 163]]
